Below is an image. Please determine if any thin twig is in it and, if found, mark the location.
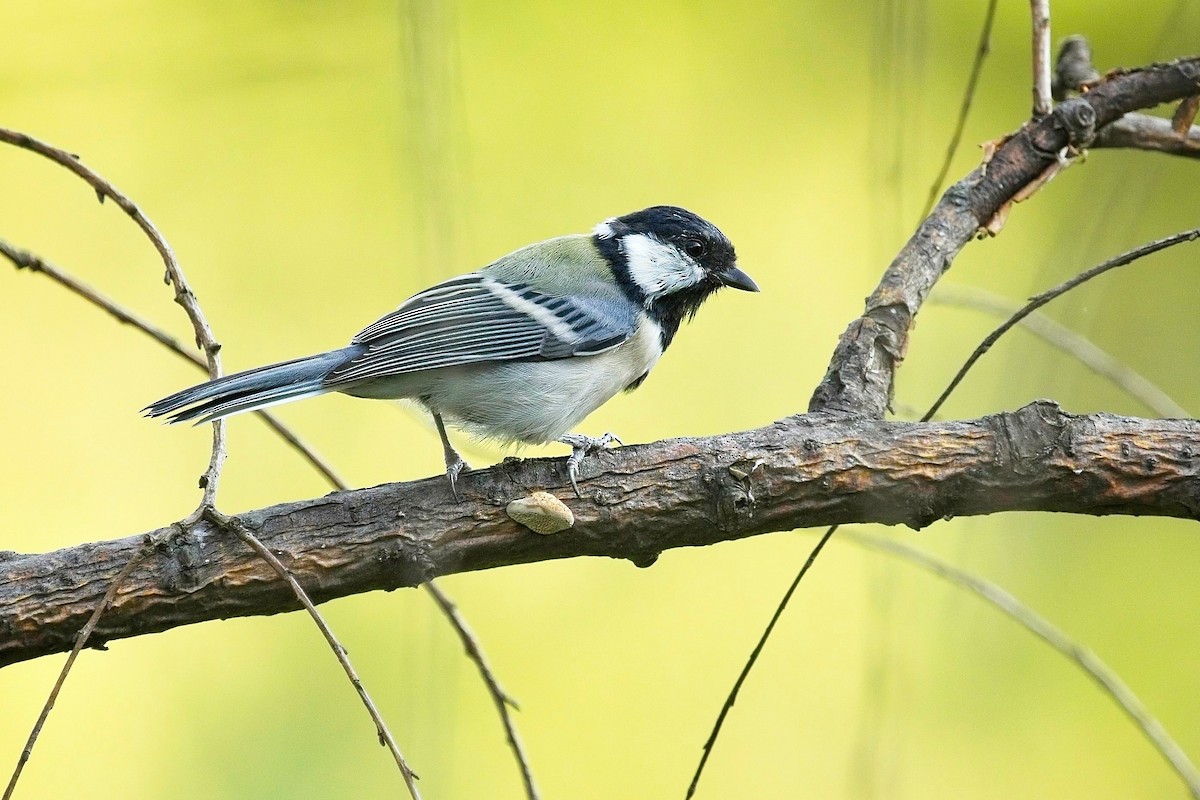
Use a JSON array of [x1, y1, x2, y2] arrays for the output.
[[1094, 113, 1200, 159], [0, 237, 347, 489], [3, 235, 537, 794], [1030, 0, 1053, 117], [929, 284, 1190, 418], [425, 583, 540, 800], [842, 529, 1200, 799], [2, 542, 152, 800], [685, 525, 838, 799], [923, 228, 1200, 421], [919, 0, 999, 220], [205, 508, 423, 799], [0, 127, 226, 517], [697, 229, 1200, 797]]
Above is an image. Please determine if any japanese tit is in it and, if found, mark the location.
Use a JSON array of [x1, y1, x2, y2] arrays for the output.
[[146, 205, 758, 497]]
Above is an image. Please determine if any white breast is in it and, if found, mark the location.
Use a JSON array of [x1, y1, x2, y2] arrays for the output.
[[422, 318, 663, 444]]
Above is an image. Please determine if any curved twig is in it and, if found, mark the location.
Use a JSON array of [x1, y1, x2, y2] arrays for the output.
[[0, 129, 430, 795], [0, 127, 226, 516], [928, 283, 1190, 418], [206, 509, 423, 799], [425, 583, 539, 800], [923, 228, 1200, 420], [919, 0, 999, 220], [843, 529, 1200, 799], [0, 237, 347, 489], [684, 526, 837, 799], [2, 541, 152, 800]]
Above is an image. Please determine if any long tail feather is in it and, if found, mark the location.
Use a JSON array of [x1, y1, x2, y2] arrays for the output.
[[144, 346, 360, 424]]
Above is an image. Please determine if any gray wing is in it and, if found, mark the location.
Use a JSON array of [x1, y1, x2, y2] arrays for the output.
[[325, 273, 636, 386]]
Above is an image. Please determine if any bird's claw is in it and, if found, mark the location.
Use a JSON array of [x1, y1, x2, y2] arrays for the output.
[[432, 411, 470, 500], [445, 457, 470, 500], [560, 432, 622, 498]]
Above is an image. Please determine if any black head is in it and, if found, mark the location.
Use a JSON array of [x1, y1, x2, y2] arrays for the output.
[[593, 205, 757, 348]]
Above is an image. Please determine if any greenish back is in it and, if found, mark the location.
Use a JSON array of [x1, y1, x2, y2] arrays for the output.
[[481, 235, 622, 298]]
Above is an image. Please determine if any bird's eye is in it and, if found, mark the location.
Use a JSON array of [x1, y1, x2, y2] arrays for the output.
[[683, 239, 706, 259]]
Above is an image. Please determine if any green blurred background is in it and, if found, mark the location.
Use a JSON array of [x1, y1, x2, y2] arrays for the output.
[[2, 1, 1198, 797]]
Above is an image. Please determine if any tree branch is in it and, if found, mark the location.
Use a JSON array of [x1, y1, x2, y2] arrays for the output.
[[1094, 112, 1200, 158], [3, 402, 1198, 667], [808, 55, 1200, 418]]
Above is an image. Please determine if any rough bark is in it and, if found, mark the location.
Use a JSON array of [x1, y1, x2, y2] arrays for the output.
[[2, 402, 1198, 667], [2, 55, 1199, 670], [808, 56, 1200, 417]]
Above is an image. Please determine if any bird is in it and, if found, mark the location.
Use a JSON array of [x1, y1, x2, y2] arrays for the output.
[[145, 205, 758, 498]]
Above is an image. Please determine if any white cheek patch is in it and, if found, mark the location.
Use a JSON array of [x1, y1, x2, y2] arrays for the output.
[[621, 233, 704, 300]]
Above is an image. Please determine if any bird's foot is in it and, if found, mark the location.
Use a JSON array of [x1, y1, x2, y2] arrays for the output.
[[445, 455, 471, 501], [431, 410, 471, 500], [559, 432, 623, 498]]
